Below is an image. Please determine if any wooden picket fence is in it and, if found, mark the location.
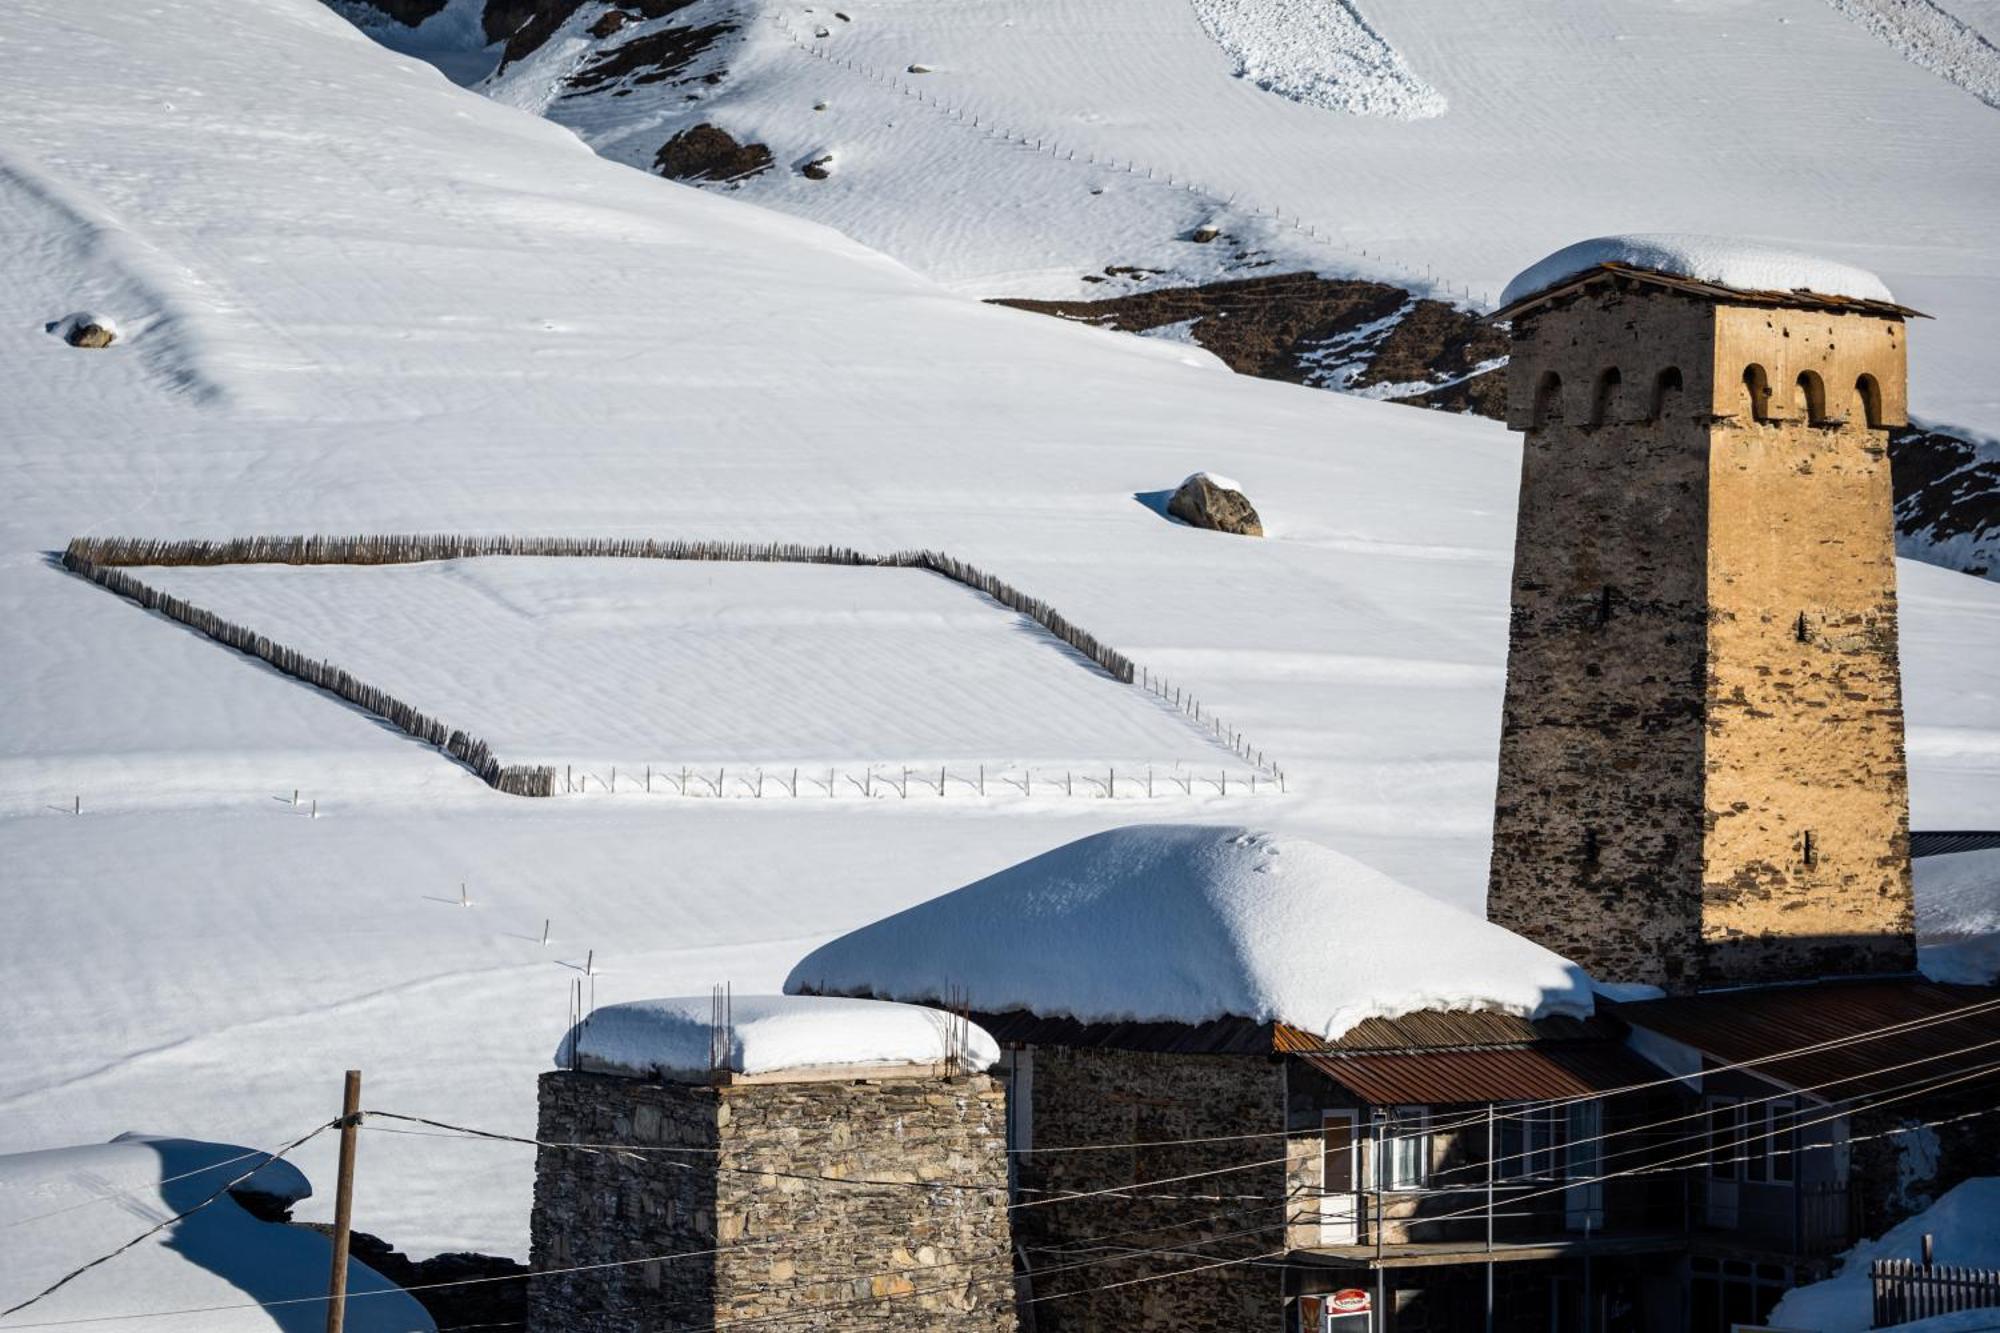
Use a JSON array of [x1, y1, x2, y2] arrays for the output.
[[61, 534, 1281, 797], [1872, 1258, 2000, 1327]]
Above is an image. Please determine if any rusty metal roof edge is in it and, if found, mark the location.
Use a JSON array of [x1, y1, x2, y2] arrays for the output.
[[1489, 262, 1929, 325]]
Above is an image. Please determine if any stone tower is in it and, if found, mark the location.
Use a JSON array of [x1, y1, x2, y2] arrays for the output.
[[1486, 250, 1920, 992]]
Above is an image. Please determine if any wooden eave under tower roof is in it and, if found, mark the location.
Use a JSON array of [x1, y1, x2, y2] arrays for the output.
[[1489, 261, 1929, 325]]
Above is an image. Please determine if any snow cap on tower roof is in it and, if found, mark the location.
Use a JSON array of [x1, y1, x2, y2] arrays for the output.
[[555, 994, 999, 1080], [785, 826, 1596, 1042], [1500, 234, 1897, 309]]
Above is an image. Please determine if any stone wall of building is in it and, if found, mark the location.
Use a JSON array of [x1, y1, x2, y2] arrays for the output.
[[1013, 1046, 1290, 1333], [528, 1069, 1013, 1332], [1489, 286, 1717, 989], [1700, 305, 1914, 985], [1490, 282, 1916, 990]]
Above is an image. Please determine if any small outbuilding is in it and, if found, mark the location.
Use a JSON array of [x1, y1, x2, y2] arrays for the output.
[[527, 994, 1013, 1333]]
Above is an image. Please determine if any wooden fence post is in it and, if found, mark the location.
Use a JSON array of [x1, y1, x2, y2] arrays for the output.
[[324, 1069, 362, 1333]]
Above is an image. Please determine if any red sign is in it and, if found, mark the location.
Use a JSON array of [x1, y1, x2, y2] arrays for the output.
[[1329, 1288, 1371, 1314]]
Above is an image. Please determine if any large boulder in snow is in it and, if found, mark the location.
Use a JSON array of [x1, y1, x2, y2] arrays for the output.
[[785, 825, 1596, 1042], [653, 124, 774, 184], [53, 312, 118, 348], [1168, 471, 1262, 536]]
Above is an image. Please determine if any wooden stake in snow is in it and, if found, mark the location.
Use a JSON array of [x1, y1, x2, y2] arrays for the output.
[[73, 795, 80, 816], [541, 918, 551, 947], [292, 789, 299, 807], [311, 799, 318, 819], [460, 882, 470, 908], [323, 1069, 362, 1333], [585, 949, 594, 977]]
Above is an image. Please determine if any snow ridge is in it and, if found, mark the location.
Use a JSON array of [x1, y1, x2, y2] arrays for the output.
[[1190, 0, 1447, 120], [1825, 0, 2000, 111]]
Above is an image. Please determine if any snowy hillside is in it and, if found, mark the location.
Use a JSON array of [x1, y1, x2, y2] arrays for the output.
[[0, 0, 1996, 1297], [334, 0, 2000, 577], [349, 0, 2000, 437]]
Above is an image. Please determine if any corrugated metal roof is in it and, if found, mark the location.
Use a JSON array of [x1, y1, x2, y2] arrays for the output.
[[1491, 262, 1927, 324], [1291, 1011, 1617, 1052], [1294, 1043, 1664, 1105], [1911, 831, 2000, 858], [1608, 978, 2000, 1099]]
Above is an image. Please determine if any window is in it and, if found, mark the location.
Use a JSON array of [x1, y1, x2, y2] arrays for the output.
[[1649, 366, 1684, 420], [1797, 370, 1829, 425], [1384, 1106, 1430, 1189], [1591, 367, 1622, 425], [1769, 1100, 1797, 1184], [1499, 1104, 1562, 1180], [1742, 364, 1772, 422], [1856, 374, 1885, 430], [1533, 371, 1565, 426], [1707, 1096, 1743, 1180]]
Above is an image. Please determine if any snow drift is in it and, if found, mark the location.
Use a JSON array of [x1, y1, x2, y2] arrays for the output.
[[786, 825, 1597, 1039], [1769, 1176, 2000, 1332]]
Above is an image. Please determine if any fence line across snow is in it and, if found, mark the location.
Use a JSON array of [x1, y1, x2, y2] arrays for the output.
[[61, 534, 1282, 797]]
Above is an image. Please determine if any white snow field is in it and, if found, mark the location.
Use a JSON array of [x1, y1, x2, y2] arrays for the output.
[[788, 825, 1597, 1038], [401, 0, 2000, 440], [0, 0, 1998, 1299], [0, 1135, 432, 1332], [560, 994, 1000, 1078], [124, 556, 1242, 776]]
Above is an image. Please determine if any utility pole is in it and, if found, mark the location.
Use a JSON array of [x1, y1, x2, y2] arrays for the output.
[[325, 1069, 362, 1333]]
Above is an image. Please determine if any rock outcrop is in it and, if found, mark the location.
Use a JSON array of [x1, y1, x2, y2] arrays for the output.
[[1168, 472, 1263, 536], [654, 123, 773, 183]]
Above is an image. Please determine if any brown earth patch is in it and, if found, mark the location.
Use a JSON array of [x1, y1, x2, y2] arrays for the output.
[[653, 122, 772, 182]]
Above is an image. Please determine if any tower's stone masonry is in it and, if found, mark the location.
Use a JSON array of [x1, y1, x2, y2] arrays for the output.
[[1489, 276, 1916, 991], [528, 1069, 1013, 1332]]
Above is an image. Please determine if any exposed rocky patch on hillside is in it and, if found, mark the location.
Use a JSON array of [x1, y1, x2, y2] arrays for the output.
[[655, 122, 772, 182], [994, 271, 1508, 417], [1891, 425, 2000, 578], [999, 271, 1996, 578]]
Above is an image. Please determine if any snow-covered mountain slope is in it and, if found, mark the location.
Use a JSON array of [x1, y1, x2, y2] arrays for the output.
[[352, 0, 2000, 442], [0, 0, 1995, 1279], [335, 0, 2000, 578]]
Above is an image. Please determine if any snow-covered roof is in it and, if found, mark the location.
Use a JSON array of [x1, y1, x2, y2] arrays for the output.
[[784, 826, 1596, 1041], [1500, 233, 1897, 308], [555, 994, 999, 1080], [0, 1135, 430, 1332]]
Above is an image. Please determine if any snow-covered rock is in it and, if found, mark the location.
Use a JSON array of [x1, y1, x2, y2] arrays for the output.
[[50, 311, 119, 348], [1501, 234, 1899, 308], [786, 825, 1596, 1039], [556, 994, 1000, 1079], [0, 1134, 431, 1331], [1168, 471, 1263, 535], [1769, 1177, 2000, 1333]]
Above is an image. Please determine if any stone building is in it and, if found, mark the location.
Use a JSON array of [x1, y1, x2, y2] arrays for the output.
[[526, 994, 1014, 1332], [785, 824, 1690, 1332], [1486, 238, 1927, 991]]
